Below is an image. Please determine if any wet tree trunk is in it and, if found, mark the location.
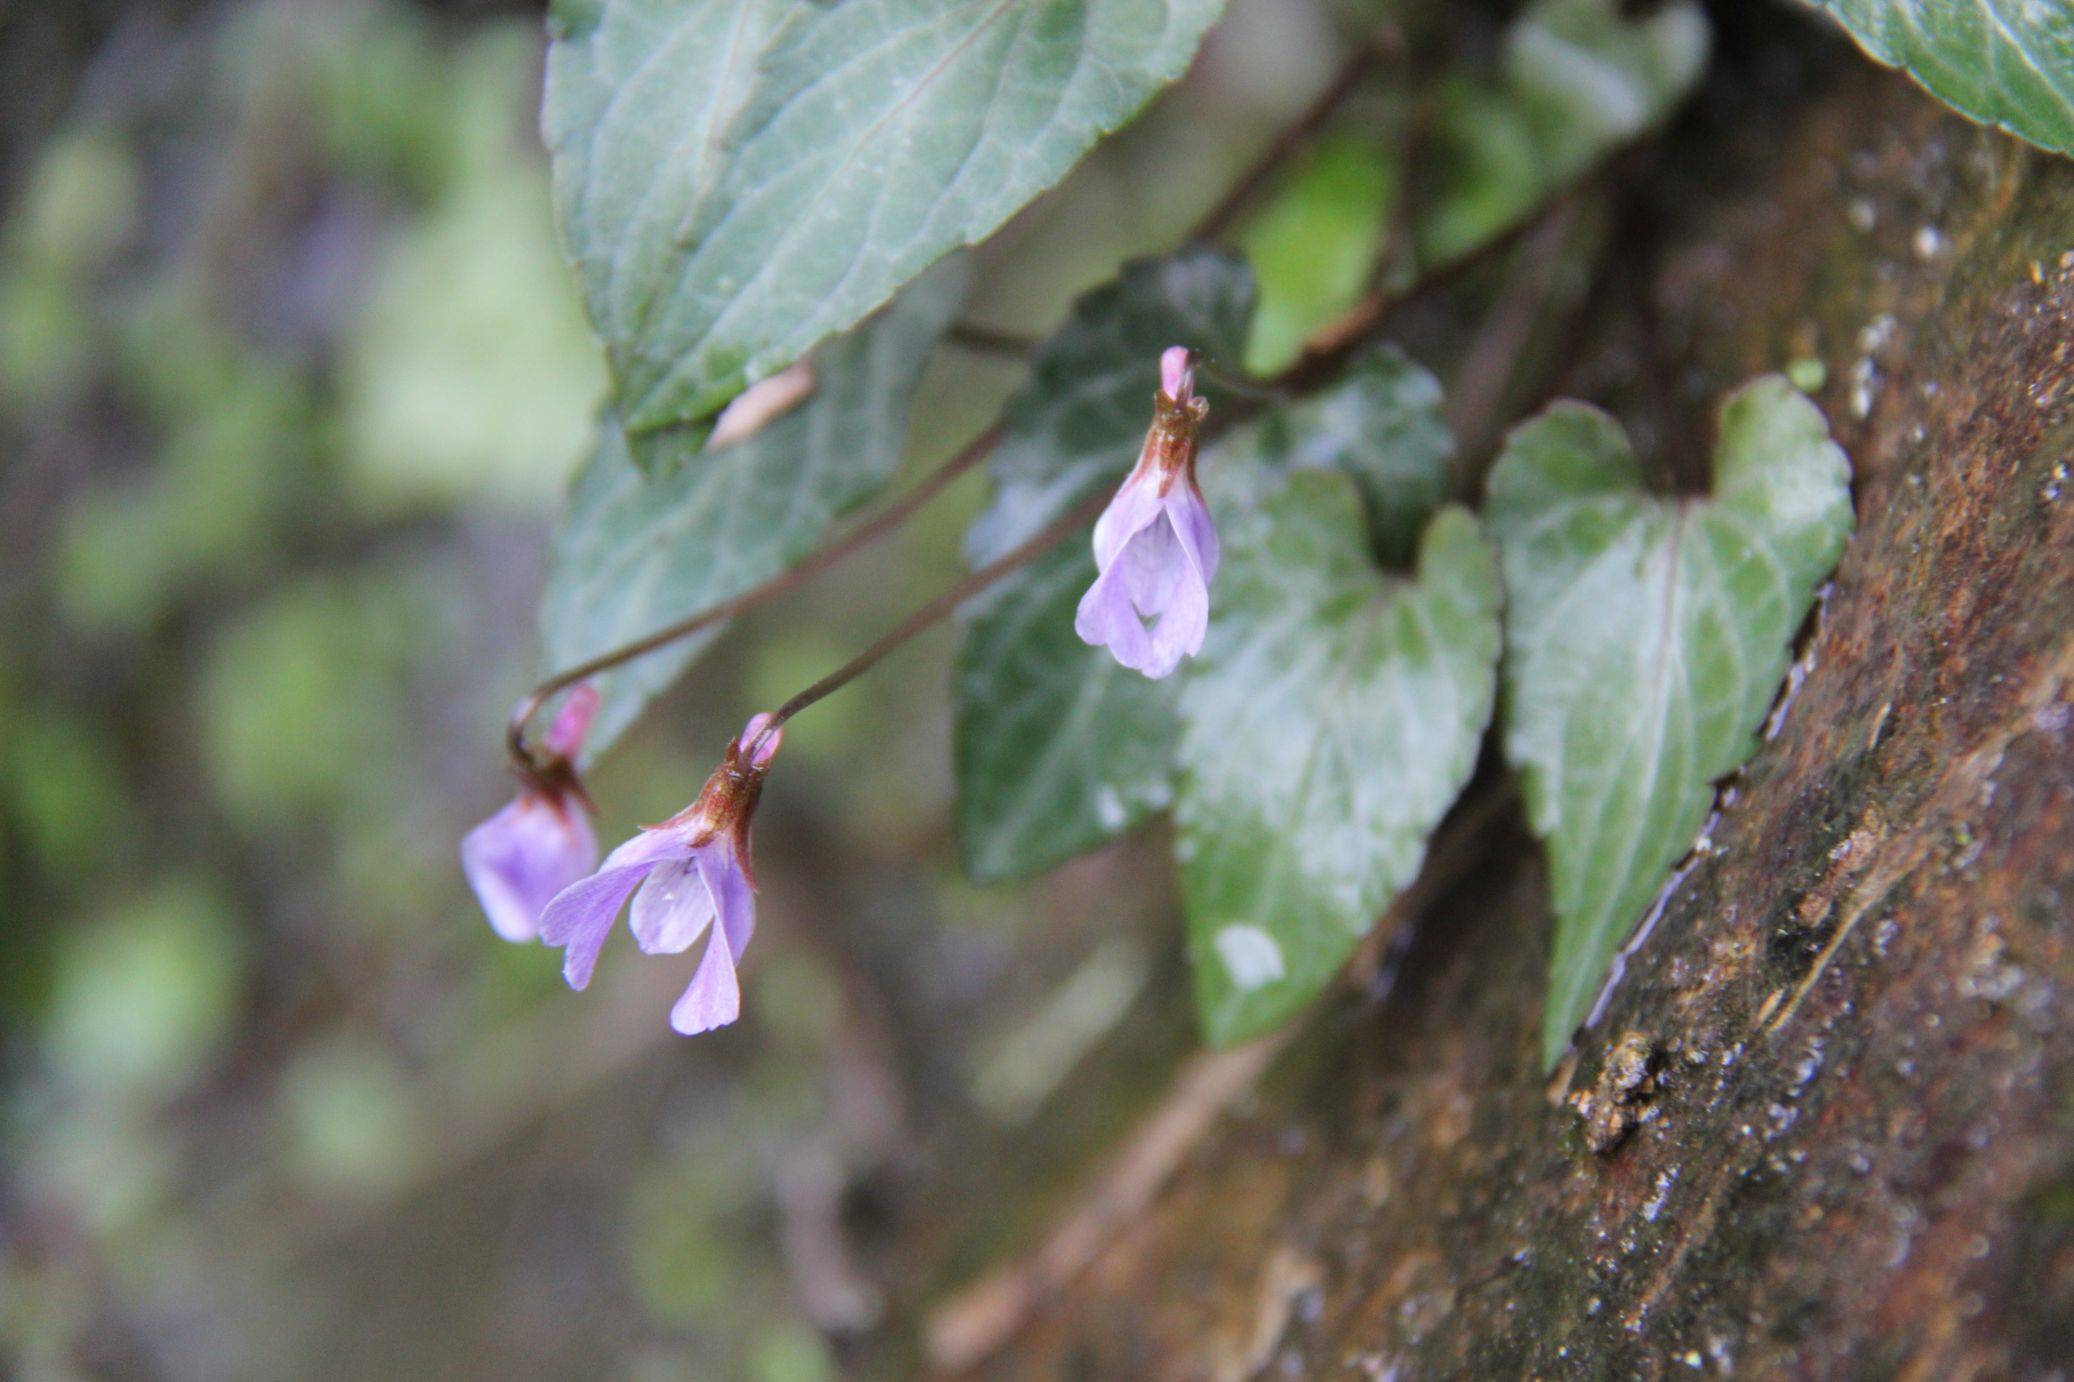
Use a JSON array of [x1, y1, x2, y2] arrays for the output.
[[936, 39, 2074, 1382]]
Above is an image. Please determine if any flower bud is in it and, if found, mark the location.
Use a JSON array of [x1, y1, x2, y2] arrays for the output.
[[461, 685, 601, 942], [1073, 347, 1220, 679]]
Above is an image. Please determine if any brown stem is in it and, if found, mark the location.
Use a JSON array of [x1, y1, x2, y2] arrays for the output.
[[945, 321, 1042, 358], [513, 129, 1624, 773], [1187, 41, 1392, 245], [1273, 132, 1647, 396], [507, 424, 1002, 770], [509, 45, 1416, 771], [745, 489, 1112, 762]]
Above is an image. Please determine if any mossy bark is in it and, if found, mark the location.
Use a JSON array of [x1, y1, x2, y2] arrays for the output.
[[941, 46, 2074, 1382]]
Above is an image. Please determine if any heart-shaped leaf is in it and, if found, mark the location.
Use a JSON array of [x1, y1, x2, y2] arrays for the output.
[[1486, 377, 1854, 1068], [546, 0, 1230, 439], [1178, 483, 1500, 1046], [539, 262, 967, 756], [1231, 345, 1452, 567]]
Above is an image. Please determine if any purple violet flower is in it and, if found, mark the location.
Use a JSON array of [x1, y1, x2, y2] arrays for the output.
[[538, 714, 783, 1036], [461, 685, 600, 943], [1074, 345, 1218, 680]]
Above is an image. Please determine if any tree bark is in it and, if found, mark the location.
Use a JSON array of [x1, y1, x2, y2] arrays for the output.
[[940, 44, 2074, 1382]]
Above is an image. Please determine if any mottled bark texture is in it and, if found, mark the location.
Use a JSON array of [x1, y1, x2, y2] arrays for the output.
[[958, 52, 2074, 1382]]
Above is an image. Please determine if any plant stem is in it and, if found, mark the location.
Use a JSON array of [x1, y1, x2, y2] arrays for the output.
[[744, 489, 1112, 762], [511, 106, 1621, 772], [945, 321, 1042, 358], [741, 183, 1623, 757], [1187, 41, 1392, 244], [507, 424, 1001, 769]]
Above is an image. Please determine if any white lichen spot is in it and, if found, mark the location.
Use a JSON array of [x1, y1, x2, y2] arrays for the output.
[[1215, 924, 1286, 992], [1093, 785, 1127, 830], [1850, 357, 1878, 420], [1642, 1167, 1679, 1222]]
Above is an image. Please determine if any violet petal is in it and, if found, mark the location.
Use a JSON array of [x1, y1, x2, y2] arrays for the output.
[[700, 844, 757, 958], [669, 923, 742, 1035], [1090, 469, 1165, 571], [1164, 483, 1220, 586], [540, 830, 692, 990], [630, 849, 719, 955], [461, 795, 598, 943]]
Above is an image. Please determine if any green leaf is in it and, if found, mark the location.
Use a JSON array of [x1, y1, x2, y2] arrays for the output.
[[954, 250, 1251, 880], [1416, 0, 1709, 266], [545, 0, 1229, 438], [539, 261, 967, 756], [1812, 0, 2074, 156], [956, 539, 1184, 881], [1178, 485, 1500, 1045], [1487, 377, 1854, 1069], [1238, 131, 1400, 375]]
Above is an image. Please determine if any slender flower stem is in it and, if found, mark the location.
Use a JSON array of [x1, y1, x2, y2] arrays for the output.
[[738, 184, 1621, 760], [944, 321, 1041, 358], [508, 45, 1395, 762], [745, 489, 1112, 762], [1190, 356, 1286, 403], [507, 425, 1002, 770], [507, 90, 1623, 773]]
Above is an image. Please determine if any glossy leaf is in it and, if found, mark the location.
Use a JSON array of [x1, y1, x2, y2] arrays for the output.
[[1231, 345, 1451, 567], [955, 540, 1184, 881], [1486, 377, 1854, 1068], [545, 0, 1229, 438], [1177, 483, 1500, 1045], [1813, 0, 2074, 157], [538, 262, 967, 756]]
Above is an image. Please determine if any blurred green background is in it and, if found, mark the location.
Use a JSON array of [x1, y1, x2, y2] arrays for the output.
[[0, 0, 1384, 1376]]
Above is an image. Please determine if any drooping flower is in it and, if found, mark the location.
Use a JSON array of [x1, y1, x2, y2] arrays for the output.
[[461, 685, 600, 942], [1074, 346, 1219, 680], [538, 714, 783, 1035]]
